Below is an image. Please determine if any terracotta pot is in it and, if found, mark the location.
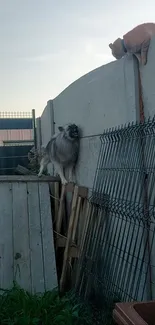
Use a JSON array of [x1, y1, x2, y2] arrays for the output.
[[113, 300, 155, 325]]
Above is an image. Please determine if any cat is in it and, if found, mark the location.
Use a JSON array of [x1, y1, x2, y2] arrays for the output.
[[109, 23, 155, 65]]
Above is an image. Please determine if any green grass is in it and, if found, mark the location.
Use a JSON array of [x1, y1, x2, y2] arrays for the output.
[[0, 283, 92, 325]]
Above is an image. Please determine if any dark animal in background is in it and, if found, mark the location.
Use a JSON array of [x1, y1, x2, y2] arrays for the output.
[[38, 124, 80, 185]]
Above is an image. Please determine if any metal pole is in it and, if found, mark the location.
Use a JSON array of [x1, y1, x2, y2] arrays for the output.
[[32, 109, 37, 150]]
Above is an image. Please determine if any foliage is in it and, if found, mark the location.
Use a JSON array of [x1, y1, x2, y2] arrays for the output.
[[0, 283, 92, 325]]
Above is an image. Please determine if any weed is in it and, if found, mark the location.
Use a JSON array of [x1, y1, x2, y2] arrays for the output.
[[0, 283, 92, 325]]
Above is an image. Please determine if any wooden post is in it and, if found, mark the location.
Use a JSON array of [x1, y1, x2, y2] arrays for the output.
[[32, 109, 37, 150], [56, 185, 66, 237], [54, 182, 60, 224], [36, 117, 42, 151], [60, 185, 79, 292]]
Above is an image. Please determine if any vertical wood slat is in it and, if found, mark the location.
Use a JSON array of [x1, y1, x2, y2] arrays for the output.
[[79, 200, 90, 252], [0, 179, 58, 293], [56, 185, 66, 235], [60, 185, 79, 292], [75, 200, 90, 290], [71, 198, 84, 286], [27, 182, 45, 293], [39, 182, 58, 291], [0, 183, 13, 289], [72, 197, 82, 242], [84, 208, 102, 298], [78, 203, 94, 295], [54, 182, 60, 223], [69, 196, 82, 267], [12, 182, 31, 292]]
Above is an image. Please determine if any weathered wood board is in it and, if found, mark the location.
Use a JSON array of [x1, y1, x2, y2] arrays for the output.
[[0, 178, 57, 293]]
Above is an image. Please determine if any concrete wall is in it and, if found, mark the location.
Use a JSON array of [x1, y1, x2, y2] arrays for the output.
[[39, 99, 54, 174], [40, 100, 54, 148], [53, 56, 138, 137], [38, 38, 155, 301], [38, 38, 155, 191], [52, 55, 139, 191], [140, 37, 155, 119], [36, 117, 42, 149]]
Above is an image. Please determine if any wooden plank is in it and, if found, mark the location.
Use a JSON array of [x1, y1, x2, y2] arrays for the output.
[[0, 175, 60, 182], [79, 200, 90, 251], [0, 176, 87, 198], [16, 164, 36, 175], [71, 198, 85, 286], [54, 182, 59, 223], [27, 182, 45, 293], [72, 197, 82, 241], [0, 183, 13, 289], [78, 203, 95, 295], [55, 232, 67, 247], [55, 233, 79, 257], [60, 185, 79, 292], [75, 200, 91, 290], [39, 182, 58, 291], [55, 232, 76, 246], [66, 183, 88, 198], [68, 197, 82, 266], [56, 185, 66, 235], [84, 208, 102, 298], [68, 246, 79, 258], [76, 199, 87, 248], [12, 182, 31, 291]]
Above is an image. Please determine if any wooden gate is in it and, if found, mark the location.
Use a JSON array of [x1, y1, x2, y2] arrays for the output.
[[0, 175, 58, 293]]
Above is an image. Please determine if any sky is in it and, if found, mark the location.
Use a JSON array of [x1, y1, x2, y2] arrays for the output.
[[1, 0, 155, 116]]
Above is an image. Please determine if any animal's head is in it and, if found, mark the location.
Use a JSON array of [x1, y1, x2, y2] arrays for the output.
[[109, 38, 125, 59], [58, 124, 80, 141]]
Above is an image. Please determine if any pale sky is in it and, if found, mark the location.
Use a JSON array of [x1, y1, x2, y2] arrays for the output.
[[1, 0, 155, 116]]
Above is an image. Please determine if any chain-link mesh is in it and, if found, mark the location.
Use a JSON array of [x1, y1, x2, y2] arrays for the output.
[[0, 111, 32, 118], [75, 117, 155, 324], [0, 111, 35, 174]]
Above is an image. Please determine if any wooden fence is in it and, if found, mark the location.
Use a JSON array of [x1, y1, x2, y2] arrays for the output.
[[0, 175, 58, 293]]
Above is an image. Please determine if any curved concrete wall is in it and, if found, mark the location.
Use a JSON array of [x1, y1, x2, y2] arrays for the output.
[[39, 38, 155, 190], [53, 57, 138, 137], [52, 55, 139, 190], [39, 37, 155, 301]]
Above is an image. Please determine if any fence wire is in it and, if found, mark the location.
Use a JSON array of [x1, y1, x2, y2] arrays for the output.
[[0, 111, 35, 175], [0, 111, 32, 118], [75, 117, 155, 324]]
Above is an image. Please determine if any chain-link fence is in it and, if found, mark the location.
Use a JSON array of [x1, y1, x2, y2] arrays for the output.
[[75, 117, 155, 324], [0, 110, 36, 174]]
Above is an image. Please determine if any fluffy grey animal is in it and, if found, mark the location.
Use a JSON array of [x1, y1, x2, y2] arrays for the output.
[[38, 123, 80, 185]]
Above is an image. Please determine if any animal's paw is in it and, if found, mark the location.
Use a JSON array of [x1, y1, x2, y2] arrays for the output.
[[69, 179, 75, 184], [68, 174, 76, 184], [141, 56, 147, 65], [69, 175, 76, 184], [142, 60, 147, 65], [38, 173, 42, 177], [62, 179, 68, 186]]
